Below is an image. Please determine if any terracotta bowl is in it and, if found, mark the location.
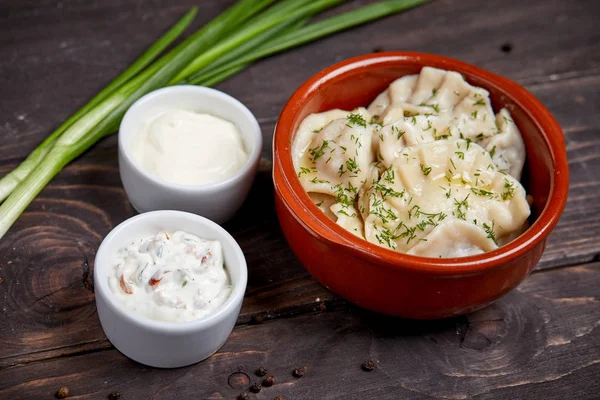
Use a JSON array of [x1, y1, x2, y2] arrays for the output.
[[273, 52, 569, 319]]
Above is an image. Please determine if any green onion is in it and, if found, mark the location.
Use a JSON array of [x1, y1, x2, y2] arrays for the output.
[[0, 8, 197, 203], [0, 0, 430, 239], [184, 0, 431, 86], [0, 0, 275, 238], [171, 0, 344, 82]]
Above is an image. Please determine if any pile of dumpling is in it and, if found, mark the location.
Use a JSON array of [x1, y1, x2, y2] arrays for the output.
[[292, 67, 530, 258]]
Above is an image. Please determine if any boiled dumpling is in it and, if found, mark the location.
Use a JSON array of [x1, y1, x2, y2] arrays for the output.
[[360, 140, 530, 253], [293, 67, 531, 258], [295, 107, 375, 197], [367, 68, 525, 178], [407, 220, 498, 258], [481, 109, 526, 179]]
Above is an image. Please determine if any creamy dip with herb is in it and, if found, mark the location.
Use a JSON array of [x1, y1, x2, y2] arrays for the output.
[[293, 67, 530, 258], [108, 231, 232, 322]]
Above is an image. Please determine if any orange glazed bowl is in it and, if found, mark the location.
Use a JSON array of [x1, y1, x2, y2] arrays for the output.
[[273, 52, 569, 319]]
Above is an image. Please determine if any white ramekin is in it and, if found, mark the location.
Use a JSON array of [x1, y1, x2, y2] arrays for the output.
[[118, 86, 262, 224], [94, 210, 247, 368]]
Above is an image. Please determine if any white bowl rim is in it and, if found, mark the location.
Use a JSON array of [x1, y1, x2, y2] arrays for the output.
[[94, 210, 248, 334], [118, 85, 262, 193]]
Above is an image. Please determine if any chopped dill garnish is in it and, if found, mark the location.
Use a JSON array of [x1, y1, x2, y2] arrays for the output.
[[453, 194, 470, 220], [383, 165, 395, 184], [345, 157, 361, 174], [346, 113, 367, 128], [374, 182, 404, 199], [502, 178, 515, 200], [420, 164, 432, 176], [473, 98, 486, 106], [308, 140, 329, 162], [298, 167, 311, 177], [489, 145, 497, 158], [391, 125, 405, 140], [483, 221, 498, 244], [471, 187, 494, 197]]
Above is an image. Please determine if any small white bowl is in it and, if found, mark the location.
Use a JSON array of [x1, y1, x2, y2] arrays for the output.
[[118, 86, 262, 224], [94, 210, 247, 368]]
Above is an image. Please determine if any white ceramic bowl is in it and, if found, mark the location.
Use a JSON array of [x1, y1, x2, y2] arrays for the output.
[[94, 210, 247, 368], [118, 86, 262, 224]]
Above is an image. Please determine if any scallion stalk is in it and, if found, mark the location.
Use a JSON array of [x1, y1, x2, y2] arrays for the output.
[[0, 8, 197, 202], [184, 0, 431, 86], [0, 0, 431, 239], [0, 0, 276, 238], [171, 0, 344, 83]]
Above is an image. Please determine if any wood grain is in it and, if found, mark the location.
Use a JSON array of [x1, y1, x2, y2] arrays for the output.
[[0, 0, 599, 397], [1, 262, 599, 399], [1, 72, 597, 368]]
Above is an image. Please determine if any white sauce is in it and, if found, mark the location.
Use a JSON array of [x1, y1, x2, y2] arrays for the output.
[[108, 231, 232, 322], [132, 109, 248, 185]]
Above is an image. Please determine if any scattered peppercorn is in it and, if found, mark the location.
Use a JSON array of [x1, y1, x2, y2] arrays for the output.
[[362, 359, 375, 371], [237, 393, 249, 400], [292, 367, 305, 378], [500, 42, 513, 53], [274, 396, 286, 400], [55, 386, 69, 399], [250, 383, 262, 393], [255, 366, 267, 377], [107, 392, 121, 400], [262, 376, 276, 387]]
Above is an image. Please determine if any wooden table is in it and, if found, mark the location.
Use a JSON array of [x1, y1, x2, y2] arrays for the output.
[[1, 0, 599, 398]]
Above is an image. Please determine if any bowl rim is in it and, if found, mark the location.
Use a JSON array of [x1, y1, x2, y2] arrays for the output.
[[93, 210, 248, 333], [273, 51, 569, 275], [118, 85, 262, 193]]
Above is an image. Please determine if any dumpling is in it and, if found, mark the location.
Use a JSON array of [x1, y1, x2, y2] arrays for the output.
[[295, 108, 375, 198], [293, 67, 531, 258], [481, 109, 526, 179], [361, 140, 530, 253], [292, 109, 350, 170], [407, 220, 498, 258], [367, 68, 525, 179], [330, 202, 364, 239]]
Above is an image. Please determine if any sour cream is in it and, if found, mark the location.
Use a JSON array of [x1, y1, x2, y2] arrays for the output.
[[108, 230, 232, 322], [132, 109, 248, 185]]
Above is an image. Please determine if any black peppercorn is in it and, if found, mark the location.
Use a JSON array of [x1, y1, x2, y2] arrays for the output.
[[292, 367, 305, 378], [262, 376, 275, 387], [237, 393, 249, 400], [362, 359, 375, 371], [55, 386, 69, 399], [108, 392, 121, 400], [255, 366, 267, 377], [500, 42, 513, 53], [250, 383, 262, 393]]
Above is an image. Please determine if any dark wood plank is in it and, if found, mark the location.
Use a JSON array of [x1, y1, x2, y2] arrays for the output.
[[1, 262, 599, 399], [1, 0, 600, 368], [1, 0, 599, 161]]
